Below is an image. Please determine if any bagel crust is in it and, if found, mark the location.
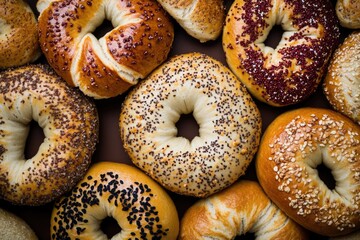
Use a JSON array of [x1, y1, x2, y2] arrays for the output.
[[51, 162, 179, 240], [336, 0, 360, 29], [223, 0, 340, 106], [256, 108, 360, 237], [120, 53, 262, 197], [37, 0, 174, 99], [180, 180, 308, 240], [0, 0, 41, 69], [324, 31, 360, 125], [0, 65, 99, 206]]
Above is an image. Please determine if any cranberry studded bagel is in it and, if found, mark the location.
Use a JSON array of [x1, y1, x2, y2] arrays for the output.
[[51, 162, 179, 240], [0, 65, 99, 206], [120, 53, 262, 197], [256, 108, 360, 237], [0, 0, 41, 69], [180, 180, 308, 240], [37, 0, 174, 99], [223, 0, 340, 106], [336, 0, 360, 29]]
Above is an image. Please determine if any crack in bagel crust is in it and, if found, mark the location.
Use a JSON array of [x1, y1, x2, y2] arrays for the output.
[[119, 53, 262, 198], [0, 65, 99, 206], [223, 0, 340, 106], [37, 0, 174, 99]]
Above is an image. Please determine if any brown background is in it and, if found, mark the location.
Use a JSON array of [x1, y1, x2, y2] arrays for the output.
[[0, 0, 352, 239]]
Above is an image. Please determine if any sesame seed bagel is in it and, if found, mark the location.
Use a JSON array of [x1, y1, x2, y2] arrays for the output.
[[223, 0, 340, 106], [120, 52, 262, 197], [256, 108, 360, 237], [37, 0, 174, 99], [0, 0, 41, 69], [180, 180, 309, 240], [336, 0, 360, 29], [324, 31, 360, 125], [51, 162, 179, 240], [0, 208, 38, 240], [156, 0, 225, 42], [0, 64, 99, 206]]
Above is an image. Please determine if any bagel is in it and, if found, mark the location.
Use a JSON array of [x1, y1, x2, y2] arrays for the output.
[[51, 162, 179, 240], [120, 52, 262, 197], [156, 0, 225, 42], [0, 0, 41, 69], [0, 65, 99, 206], [223, 0, 340, 106], [336, 0, 360, 29], [256, 108, 360, 236], [37, 0, 174, 99], [324, 31, 360, 125], [180, 180, 309, 240], [0, 208, 38, 240]]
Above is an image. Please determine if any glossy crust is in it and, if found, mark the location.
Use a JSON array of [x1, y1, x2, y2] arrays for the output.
[[324, 31, 360, 125], [37, 0, 174, 99], [0, 65, 99, 206], [256, 108, 360, 236], [51, 162, 179, 240], [223, 0, 340, 106], [120, 53, 262, 197], [0, 208, 38, 240], [180, 180, 309, 240], [156, 0, 225, 42], [0, 0, 41, 68], [336, 0, 360, 29]]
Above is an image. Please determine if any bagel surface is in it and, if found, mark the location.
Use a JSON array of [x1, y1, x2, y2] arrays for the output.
[[336, 0, 360, 29]]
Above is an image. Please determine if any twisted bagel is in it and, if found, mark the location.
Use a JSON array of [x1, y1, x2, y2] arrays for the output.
[[120, 53, 261, 197], [156, 0, 225, 42], [0, 0, 41, 69], [223, 0, 340, 106], [256, 108, 360, 236], [336, 0, 360, 29], [324, 31, 360, 125], [37, 0, 174, 99], [0, 65, 99, 206], [51, 162, 179, 240], [180, 180, 309, 240]]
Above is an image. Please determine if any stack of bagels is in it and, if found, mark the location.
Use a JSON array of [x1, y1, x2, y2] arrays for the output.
[[0, 0, 359, 239]]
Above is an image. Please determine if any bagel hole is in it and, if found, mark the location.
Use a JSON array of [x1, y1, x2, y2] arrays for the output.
[[236, 232, 255, 239], [24, 120, 45, 160], [93, 19, 113, 39], [264, 24, 284, 49], [317, 163, 336, 190], [100, 216, 122, 238], [175, 113, 200, 141]]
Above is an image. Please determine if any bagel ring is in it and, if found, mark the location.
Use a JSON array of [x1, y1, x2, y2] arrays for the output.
[[37, 0, 174, 99], [51, 162, 179, 240], [120, 53, 262, 197], [223, 0, 340, 106], [336, 0, 360, 29], [256, 108, 360, 237], [0, 65, 99, 206]]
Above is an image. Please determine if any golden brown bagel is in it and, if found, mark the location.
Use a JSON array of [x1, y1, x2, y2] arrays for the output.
[[0, 65, 99, 206], [51, 162, 179, 240], [223, 0, 340, 106], [336, 0, 360, 29], [37, 0, 174, 99], [324, 31, 360, 125], [156, 0, 225, 42], [120, 52, 262, 197], [180, 180, 309, 240], [0, 0, 41, 68], [0, 208, 38, 240], [256, 108, 360, 237]]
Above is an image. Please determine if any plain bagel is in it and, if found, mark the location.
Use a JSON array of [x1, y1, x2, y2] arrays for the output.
[[256, 108, 360, 237], [51, 162, 179, 240], [180, 180, 308, 240], [0, 65, 99, 206], [37, 0, 174, 99], [0, 0, 41, 69], [223, 0, 340, 106], [120, 52, 262, 197]]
